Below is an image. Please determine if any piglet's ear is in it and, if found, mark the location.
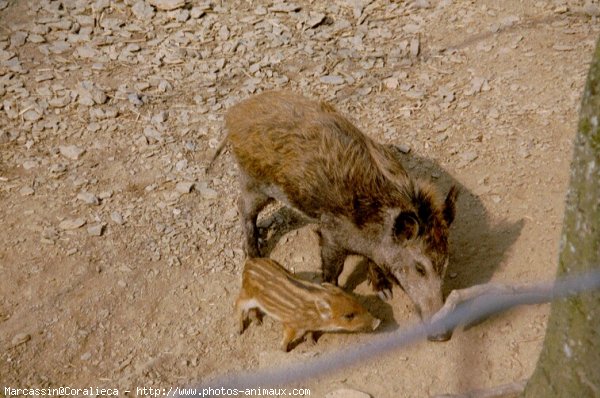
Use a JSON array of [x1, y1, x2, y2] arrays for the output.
[[392, 211, 419, 241], [315, 299, 332, 320], [443, 186, 459, 226]]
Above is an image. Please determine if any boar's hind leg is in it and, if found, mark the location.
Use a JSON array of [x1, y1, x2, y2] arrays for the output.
[[367, 261, 394, 300], [319, 229, 348, 285], [238, 189, 271, 258]]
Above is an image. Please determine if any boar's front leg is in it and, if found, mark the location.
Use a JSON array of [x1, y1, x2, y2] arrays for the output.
[[367, 261, 394, 301], [318, 228, 348, 285], [238, 176, 272, 257]]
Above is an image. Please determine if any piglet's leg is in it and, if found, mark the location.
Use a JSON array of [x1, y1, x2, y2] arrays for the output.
[[281, 325, 305, 352], [235, 299, 250, 335], [319, 229, 348, 285]]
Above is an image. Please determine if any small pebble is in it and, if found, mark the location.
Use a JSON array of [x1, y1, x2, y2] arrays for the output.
[[59, 145, 85, 160], [19, 186, 35, 196], [176, 181, 194, 194], [87, 223, 104, 236], [320, 75, 345, 85], [59, 218, 86, 230], [11, 333, 31, 347], [111, 212, 125, 225], [77, 191, 99, 205]]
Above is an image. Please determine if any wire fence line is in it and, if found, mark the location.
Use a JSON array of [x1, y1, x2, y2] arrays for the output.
[[177, 269, 600, 397]]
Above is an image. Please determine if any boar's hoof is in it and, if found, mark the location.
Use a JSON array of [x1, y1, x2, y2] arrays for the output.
[[427, 330, 453, 342], [377, 289, 393, 301]]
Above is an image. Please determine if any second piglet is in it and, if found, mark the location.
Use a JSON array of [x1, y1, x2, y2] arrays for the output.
[[236, 257, 380, 352]]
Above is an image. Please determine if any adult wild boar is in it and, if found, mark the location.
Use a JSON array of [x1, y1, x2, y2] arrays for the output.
[[213, 91, 458, 340]]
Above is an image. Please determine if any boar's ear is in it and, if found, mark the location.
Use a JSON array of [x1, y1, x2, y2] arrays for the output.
[[392, 210, 420, 241], [443, 186, 459, 226], [315, 299, 332, 320]]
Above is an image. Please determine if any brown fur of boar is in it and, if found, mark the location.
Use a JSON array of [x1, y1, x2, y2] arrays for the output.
[[217, 91, 458, 341]]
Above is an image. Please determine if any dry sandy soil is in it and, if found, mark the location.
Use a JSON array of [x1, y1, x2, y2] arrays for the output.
[[1, 0, 599, 397]]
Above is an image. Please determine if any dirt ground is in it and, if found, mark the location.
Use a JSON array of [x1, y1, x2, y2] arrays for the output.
[[1, 0, 599, 397]]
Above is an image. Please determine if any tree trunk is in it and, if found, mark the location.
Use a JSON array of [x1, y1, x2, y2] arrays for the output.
[[521, 37, 600, 397]]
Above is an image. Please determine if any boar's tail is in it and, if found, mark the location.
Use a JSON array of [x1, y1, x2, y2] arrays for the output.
[[206, 133, 229, 172]]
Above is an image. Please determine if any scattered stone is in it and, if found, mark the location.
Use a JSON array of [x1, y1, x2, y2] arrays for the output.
[[132, 1, 155, 19], [176, 181, 194, 194], [111, 211, 125, 225], [87, 223, 104, 236], [197, 183, 218, 199], [77, 81, 107, 106], [552, 44, 575, 51], [22, 160, 38, 170], [320, 75, 345, 85], [191, 7, 206, 18], [143, 126, 163, 142], [19, 186, 34, 196], [383, 77, 399, 90], [49, 95, 71, 108], [148, 0, 185, 11], [218, 25, 230, 41], [77, 191, 100, 205], [11, 333, 31, 347], [413, 0, 431, 9], [80, 352, 92, 361], [59, 145, 85, 160], [128, 93, 144, 106], [75, 45, 98, 59], [59, 218, 86, 230], [465, 77, 489, 95], [98, 190, 113, 200], [460, 151, 478, 163], [10, 31, 28, 48], [22, 109, 42, 122], [269, 3, 301, 13], [554, 5, 568, 14], [396, 144, 411, 154], [410, 38, 420, 57], [307, 12, 326, 28]]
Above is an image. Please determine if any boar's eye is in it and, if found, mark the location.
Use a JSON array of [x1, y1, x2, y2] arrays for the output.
[[415, 262, 427, 277], [343, 312, 356, 321]]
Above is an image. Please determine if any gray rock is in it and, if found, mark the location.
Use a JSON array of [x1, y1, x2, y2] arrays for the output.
[[19, 186, 35, 196], [49, 95, 71, 108], [77, 191, 100, 205], [176, 181, 194, 194], [76, 45, 98, 59], [132, 1, 156, 19], [59, 218, 86, 230], [111, 211, 125, 225], [320, 75, 345, 85], [197, 183, 218, 200], [87, 223, 105, 236], [22, 109, 42, 122], [460, 151, 478, 163], [77, 81, 107, 106], [148, 0, 185, 11], [10, 31, 28, 48], [128, 93, 144, 106], [11, 333, 31, 347], [59, 145, 85, 160]]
